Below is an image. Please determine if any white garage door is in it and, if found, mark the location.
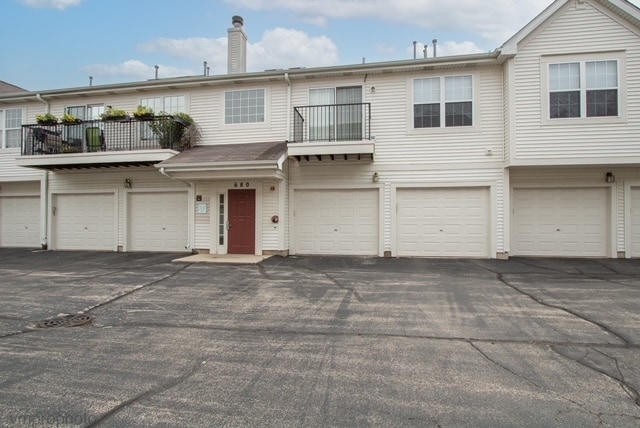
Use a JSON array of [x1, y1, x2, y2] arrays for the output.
[[628, 187, 640, 257], [0, 196, 40, 247], [513, 188, 609, 257], [397, 187, 490, 257], [128, 191, 188, 251], [294, 189, 378, 255], [55, 193, 115, 250]]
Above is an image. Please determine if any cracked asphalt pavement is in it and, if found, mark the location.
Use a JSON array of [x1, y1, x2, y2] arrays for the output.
[[0, 249, 639, 427]]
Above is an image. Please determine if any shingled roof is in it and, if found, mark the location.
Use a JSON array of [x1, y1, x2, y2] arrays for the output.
[[0, 81, 27, 94], [159, 141, 287, 167]]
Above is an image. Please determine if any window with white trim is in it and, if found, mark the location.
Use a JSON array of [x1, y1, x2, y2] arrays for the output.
[[414, 75, 473, 128], [140, 95, 185, 115], [1, 108, 22, 148], [224, 89, 265, 124], [549, 60, 618, 119]]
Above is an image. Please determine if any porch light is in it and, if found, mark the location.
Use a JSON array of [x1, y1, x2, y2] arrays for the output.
[[605, 172, 615, 183], [372, 172, 379, 183], [124, 178, 132, 189]]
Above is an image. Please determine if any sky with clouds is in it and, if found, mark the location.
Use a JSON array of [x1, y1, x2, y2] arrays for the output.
[[2, 0, 639, 91]]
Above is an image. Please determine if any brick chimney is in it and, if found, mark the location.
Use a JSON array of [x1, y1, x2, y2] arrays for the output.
[[228, 16, 247, 74]]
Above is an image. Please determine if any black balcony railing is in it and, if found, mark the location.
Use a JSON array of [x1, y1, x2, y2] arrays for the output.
[[21, 115, 190, 156], [292, 103, 371, 143]]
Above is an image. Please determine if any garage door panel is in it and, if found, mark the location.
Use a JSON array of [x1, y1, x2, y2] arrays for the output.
[[513, 188, 608, 257], [55, 194, 115, 250], [0, 196, 41, 247], [397, 187, 490, 257], [294, 189, 378, 256], [128, 192, 188, 252]]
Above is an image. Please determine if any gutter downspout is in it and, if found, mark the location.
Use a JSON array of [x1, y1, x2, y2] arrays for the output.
[[36, 93, 49, 112], [36, 94, 50, 249], [284, 72, 291, 142], [159, 167, 193, 252]]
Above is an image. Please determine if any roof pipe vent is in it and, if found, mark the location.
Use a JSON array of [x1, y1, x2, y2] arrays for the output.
[[432, 39, 438, 58], [413, 41, 417, 59]]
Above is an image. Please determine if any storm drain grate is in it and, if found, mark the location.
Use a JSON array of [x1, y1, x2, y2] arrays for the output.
[[34, 314, 94, 329]]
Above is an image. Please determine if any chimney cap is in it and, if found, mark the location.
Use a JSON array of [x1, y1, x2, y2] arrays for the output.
[[232, 15, 244, 27]]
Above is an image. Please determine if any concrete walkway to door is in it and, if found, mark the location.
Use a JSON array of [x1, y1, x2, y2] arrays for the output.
[[0, 249, 639, 427]]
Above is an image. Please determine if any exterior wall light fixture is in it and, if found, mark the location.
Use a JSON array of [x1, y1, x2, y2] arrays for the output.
[[372, 172, 379, 183], [605, 172, 615, 183], [124, 178, 132, 189]]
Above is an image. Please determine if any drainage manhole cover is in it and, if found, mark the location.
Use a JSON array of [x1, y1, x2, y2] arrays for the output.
[[34, 314, 94, 329]]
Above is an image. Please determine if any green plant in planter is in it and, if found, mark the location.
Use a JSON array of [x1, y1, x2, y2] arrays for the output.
[[35, 113, 58, 125], [151, 112, 197, 149], [100, 107, 129, 121], [61, 113, 82, 124], [133, 105, 154, 120]]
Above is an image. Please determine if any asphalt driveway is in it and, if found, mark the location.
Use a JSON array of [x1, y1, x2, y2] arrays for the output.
[[0, 249, 639, 427]]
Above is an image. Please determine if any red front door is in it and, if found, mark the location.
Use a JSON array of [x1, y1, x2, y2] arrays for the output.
[[228, 189, 256, 254]]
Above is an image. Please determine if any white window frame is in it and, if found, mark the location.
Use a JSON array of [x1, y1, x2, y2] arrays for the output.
[[541, 52, 626, 125], [224, 88, 266, 125], [139, 95, 186, 115], [1, 108, 23, 149], [412, 75, 474, 129]]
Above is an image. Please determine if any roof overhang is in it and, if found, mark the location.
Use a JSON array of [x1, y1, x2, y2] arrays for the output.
[[287, 140, 375, 162], [15, 149, 177, 170], [156, 142, 288, 181], [158, 157, 287, 181]]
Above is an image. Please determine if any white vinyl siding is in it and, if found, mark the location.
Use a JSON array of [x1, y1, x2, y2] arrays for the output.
[[48, 168, 188, 250], [397, 187, 490, 257], [512, 1, 640, 162], [629, 186, 640, 257]]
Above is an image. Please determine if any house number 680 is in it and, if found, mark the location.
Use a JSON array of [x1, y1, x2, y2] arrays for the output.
[[234, 182, 250, 188]]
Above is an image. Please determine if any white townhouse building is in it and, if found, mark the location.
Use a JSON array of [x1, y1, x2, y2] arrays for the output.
[[0, 0, 639, 258]]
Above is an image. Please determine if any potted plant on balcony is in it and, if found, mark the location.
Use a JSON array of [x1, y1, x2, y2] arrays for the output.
[[133, 105, 154, 120], [61, 113, 82, 125], [151, 112, 199, 149], [35, 113, 58, 125], [100, 107, 129, 121]]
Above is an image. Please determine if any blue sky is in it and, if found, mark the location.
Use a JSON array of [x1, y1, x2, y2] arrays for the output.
[[2, 0, 639, 91]]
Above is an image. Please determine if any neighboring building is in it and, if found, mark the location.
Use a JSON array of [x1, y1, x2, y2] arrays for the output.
[[0, 0, 639, 258]]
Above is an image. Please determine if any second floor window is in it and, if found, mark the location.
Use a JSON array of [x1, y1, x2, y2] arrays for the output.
[[225, 89, 265, 124], [414, 75, 473, 128], [549, 60, 618, 119], [1, 109, 22, 149], [140, 96, 185, 115]]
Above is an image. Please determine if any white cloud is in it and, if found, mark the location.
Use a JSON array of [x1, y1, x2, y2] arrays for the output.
[[81, 60, 194, 81], [20, 0, 82, 9], [250, 28, 339, 70], [138, 28, 339, 74], [225, 0, 552, 46]]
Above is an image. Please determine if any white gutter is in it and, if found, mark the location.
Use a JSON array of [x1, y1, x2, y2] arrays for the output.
[[35, 93, 49, 112]]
